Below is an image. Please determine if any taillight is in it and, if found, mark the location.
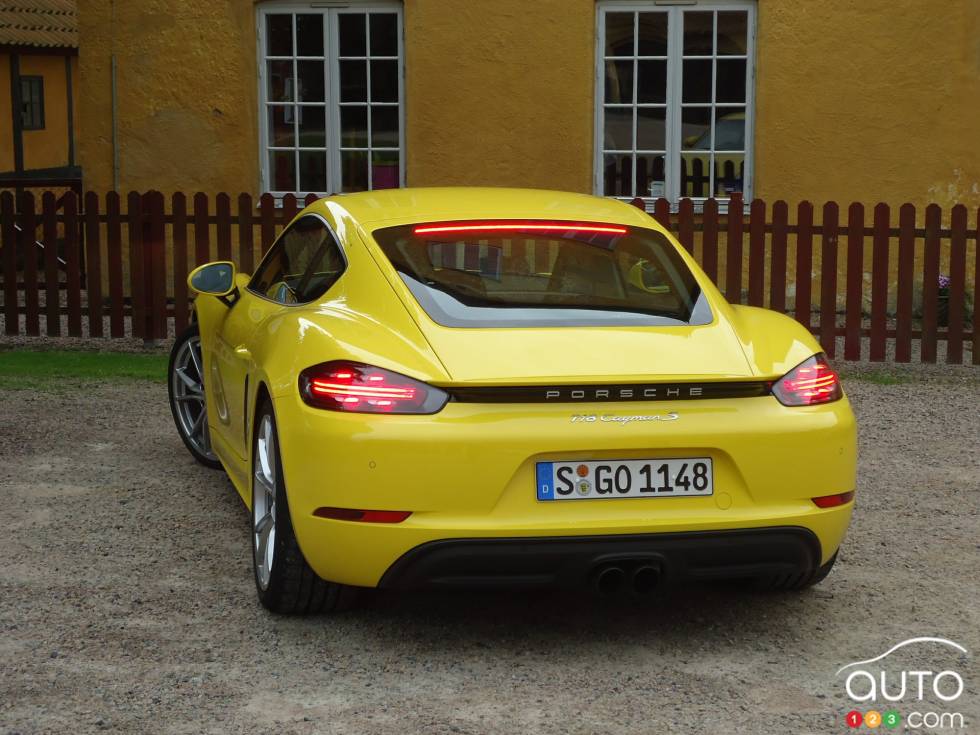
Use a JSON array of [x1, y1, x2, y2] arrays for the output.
[[299, 361, 449, 414], [771, 354, 843, 406]]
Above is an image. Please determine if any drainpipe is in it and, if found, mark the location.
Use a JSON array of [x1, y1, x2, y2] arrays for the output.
[[111, 54, 119, 191]]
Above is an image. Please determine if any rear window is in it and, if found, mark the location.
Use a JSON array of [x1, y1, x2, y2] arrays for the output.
[[370, 221, 710, 328]]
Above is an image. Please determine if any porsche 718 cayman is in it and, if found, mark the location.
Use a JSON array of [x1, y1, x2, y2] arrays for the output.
[[168, 188, 856, 614]]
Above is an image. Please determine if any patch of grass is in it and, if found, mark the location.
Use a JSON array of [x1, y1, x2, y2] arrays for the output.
[[840, 369, 912, 385], [0, 349, 168, 389]]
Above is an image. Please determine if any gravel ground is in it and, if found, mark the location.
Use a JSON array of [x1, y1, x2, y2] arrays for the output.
[[0, 365, 978, 734]]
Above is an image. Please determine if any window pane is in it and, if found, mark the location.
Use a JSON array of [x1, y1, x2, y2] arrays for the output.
[[604, 12, 634, 56], [370, 13, 398, 56], [341, 150, 369, 191], [298, 106, 326, 148], [682, 59, 712, 103], [636, 60, 666, 103], [267, 60, 294, 102], [296, 14, 323, 56], [371, 150, 400, 189], [340, 60, 367, 101], [299, 150, 327, 191], [683, 12, 713, 55], [371, 105, 399, 148], [716, 59, 746, 103], [636, 108, 666, 151], [603, 107, 633, 151], [250, 216, 346, 304], [679, 154, 710, 197], [603, 153, 632, 196], [339, 14, 367, 56], [266, 15, 292, 56], [681, 107, 711, 150], [713, 108, 745, 150], [267, 106, 295, 146], [636, 154, 666, 198], [604, 60, 633, 104], [270, 150, 296, 191], [296, 60, 325, 102], [340, 106, 368, 148], [370, 60, 399, 102], [717, 12, 748, 55], [637, 13, 667, 56], [713, 153, 745, 197]]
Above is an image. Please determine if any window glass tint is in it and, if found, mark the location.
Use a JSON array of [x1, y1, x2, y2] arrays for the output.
[[371, 223, 707, 328], [249, 216, 345, 304]]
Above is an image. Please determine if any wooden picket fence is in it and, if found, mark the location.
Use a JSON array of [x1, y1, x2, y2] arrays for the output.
[[0, 190, 977, 365]]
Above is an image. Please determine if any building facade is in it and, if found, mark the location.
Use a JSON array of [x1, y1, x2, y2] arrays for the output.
[[77, 0, 980, 210], [0, 0, 79, 181]]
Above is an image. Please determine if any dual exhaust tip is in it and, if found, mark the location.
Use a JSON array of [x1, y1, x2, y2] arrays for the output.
[[591, 562, 661, 598]]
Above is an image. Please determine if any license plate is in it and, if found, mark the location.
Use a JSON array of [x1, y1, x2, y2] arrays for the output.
[[536, 458, 713, 501]]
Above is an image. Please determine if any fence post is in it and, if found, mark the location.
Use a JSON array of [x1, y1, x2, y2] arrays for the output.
[[895, 204, 915, 362], [769, 200, 788, 312], [106, 192, 124, 338], [946, 204, 967, 364], [260, 194, 276, 254], [84, 192, 104, 338], [64, 192, 82, 337], [844, 202, 864, 360], [237, 193, 254, 274], [920, 204, 941, 363], [869, 203, 889, 362], [747, 198, 765, 306], [819, 201, 839, 357], [794, 201, 813, 332], [702, 198, 719, 284], [1, 192, 17, 335], [128, 192, 145, 341], [41, 192, 60, 337], [678, 198, 694, 253], [725, 193, 744, 303], [172, 193, 189, 334], [216, 193, 232, 261]]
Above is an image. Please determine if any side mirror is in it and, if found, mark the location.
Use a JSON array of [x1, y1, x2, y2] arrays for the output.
[[188, 261, 238, 306]]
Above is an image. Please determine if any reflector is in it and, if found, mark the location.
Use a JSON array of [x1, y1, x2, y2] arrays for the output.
[[812, 491, 855, 508]]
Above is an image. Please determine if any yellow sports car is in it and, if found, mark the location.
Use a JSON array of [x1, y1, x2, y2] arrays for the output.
[[168, 187, 856, 614]]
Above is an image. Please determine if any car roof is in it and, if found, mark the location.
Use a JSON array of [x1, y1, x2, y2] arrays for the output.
[[316, 187, 661, 231]]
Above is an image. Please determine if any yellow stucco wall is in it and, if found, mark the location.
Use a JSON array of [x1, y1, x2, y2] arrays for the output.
[[77, 0, 980, 211], [0, 52, 78, 172], [77, 0, 258, 194], [754, 0, 980, 210]]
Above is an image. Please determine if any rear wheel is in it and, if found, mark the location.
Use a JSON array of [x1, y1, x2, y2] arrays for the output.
[[168, 323, 221, 469], [252, 399, 355, 614], [755, 552, 838, 592]]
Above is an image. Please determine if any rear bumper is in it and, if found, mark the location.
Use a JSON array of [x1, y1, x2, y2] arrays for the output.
[[379, 527, 821, 590]]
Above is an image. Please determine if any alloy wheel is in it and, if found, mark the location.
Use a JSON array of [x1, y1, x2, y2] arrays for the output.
[[253, 414, 278, 590], [171, 335, 217, 462]]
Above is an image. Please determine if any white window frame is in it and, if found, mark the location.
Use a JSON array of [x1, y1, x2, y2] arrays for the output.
[[594, 0, 756, 209], [256, 1, 405, 198]]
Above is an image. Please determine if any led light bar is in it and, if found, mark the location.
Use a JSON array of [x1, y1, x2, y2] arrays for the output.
[[412, 222, 628, 236]]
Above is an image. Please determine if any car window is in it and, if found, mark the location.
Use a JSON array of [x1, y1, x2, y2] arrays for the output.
[[248, 215, 346, 304], [370, 222, 709, 328]]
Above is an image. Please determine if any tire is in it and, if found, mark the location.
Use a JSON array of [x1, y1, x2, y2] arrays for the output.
[[168, 323, 222, 469], [755, 552, 838, 592], [251, 398, 356, 614]]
